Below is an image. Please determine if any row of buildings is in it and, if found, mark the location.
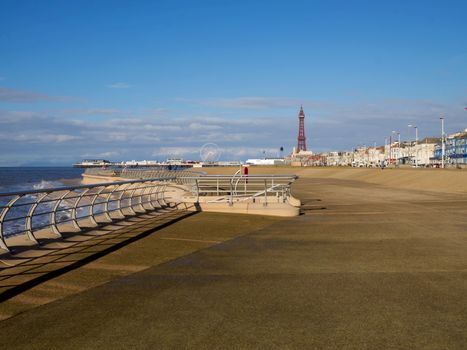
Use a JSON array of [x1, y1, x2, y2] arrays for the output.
[[290, 129, 467, 168]]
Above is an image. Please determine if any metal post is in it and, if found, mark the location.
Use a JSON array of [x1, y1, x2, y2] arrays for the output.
[[384, 137, 388, 165], [408, 124, 412, 165], [440, 117, 445, 169], [392, 131, 401, 165], [415, 126, 418, 168], [229, 180, 233, 206], [389, 135, 392, 165], [398, 133, 401, 165], [263, 179, 267, 207]]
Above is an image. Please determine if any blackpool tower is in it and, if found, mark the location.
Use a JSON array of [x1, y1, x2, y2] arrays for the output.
[[296, 105, 307, 152]]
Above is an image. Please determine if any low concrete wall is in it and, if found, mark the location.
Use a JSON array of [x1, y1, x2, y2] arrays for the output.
[[195, 201, 299, 217]]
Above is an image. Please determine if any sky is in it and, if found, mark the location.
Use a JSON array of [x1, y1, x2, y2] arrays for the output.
[[0, 0, 466, 165]]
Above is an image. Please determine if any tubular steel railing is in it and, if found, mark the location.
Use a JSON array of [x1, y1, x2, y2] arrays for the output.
[[84, 167, 203, 181], [183, 175, 298, 206], [0, 177, 175, 252]]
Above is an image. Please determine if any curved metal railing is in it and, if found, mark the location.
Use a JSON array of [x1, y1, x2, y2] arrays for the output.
[[0, 177, 175, 252], [183, 175, 298, 205], [84, 167, 204, 181]]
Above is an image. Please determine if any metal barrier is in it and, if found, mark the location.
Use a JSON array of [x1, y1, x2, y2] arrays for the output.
[[0, 177, 175, 252], [84, 167, 204, 182], [0, 171, 298, 253], [183, 175, 298, 206]]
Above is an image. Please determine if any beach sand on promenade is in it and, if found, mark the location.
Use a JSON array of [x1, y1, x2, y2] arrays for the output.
[[1, 167, 467, 349], [202, 165, 467, 194]]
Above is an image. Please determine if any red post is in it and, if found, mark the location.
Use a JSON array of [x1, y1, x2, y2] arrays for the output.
[[243, 166, 249, 183]]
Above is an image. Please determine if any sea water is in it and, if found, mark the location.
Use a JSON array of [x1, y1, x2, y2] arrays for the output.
[[0, 167, 84, 237], [0, 167, 83, 193]]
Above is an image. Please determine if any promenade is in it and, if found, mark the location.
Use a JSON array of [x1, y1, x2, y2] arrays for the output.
[[1, 168, 467, 349]]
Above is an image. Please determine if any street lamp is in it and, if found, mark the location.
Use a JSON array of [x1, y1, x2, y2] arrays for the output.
[[414, 126, 418, 167], [440, 117, 445, 168], [384, 137, 388, 165], [408, 125, 413, 165], [408, 125, 418, 167], [392, 131, 401, 165]]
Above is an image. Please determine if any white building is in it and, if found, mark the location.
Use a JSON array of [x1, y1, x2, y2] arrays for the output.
[[412, 138, 439, 166], [246, 158, 284, 165], [351, 147, 385, 167]]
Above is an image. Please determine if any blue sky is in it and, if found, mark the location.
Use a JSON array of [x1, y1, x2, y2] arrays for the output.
[[0, 0, 466, 165]]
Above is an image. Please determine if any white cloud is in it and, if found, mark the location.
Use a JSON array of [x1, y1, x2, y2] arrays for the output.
[[188, 123, 223, 131], [59, 108, 125, 117], [0, 133, 82, 143], [107, 82, 131, 89], [154, 147, 200, 157], [0, 96, 466, 165], [81, 151, 122, 158], [0, 86, 73, 103], [180, 97, 329, 110]]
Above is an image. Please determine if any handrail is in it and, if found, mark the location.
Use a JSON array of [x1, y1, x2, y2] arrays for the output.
[[183, 174, 298, 206], [84, 167, 205, 181], [0, 178, 174, 198], [0, 177, 176, 252]]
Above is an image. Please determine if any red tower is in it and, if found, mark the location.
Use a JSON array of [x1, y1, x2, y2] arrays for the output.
[[297, 105, 307, 151]]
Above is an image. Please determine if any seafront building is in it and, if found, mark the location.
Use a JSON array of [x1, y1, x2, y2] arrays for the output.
[[433, 129, 467, 165], [301, 130, 465, 168], [412, 138, 439, 166], [283, 106, 465, 168]]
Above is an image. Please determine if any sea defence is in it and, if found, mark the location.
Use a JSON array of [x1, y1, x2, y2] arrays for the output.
[[1, 167, 467, 349], [0, 170, 299, 302], [81, 169, 302, 217]]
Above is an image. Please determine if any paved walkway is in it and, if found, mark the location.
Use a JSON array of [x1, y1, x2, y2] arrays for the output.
[[1, 175, 467, 349], [0, 208, 191, 301]]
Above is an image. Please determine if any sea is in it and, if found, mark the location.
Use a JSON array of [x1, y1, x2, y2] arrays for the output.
[[0, 167, 85, 237], [0, 167, 84, 193]]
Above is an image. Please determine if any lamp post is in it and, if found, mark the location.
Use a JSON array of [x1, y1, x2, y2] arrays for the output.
[[408, 125, 418, 167], [414, 126, 418, 167], [408, 125, 413, 165], [398, 132, 401, 165], [440, 117, 445, 168], [392, 131, 400, 165], [384, 137, 388, 165]]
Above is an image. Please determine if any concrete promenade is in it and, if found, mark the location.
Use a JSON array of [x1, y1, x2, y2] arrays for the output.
[[1, 168, 467, 349]]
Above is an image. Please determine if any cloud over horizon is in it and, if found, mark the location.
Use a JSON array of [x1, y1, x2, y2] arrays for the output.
[[0, 95, 465, 166], [180, 97, 330, 110], [0, 86, 74, 103], [107, 82, 131, 89]]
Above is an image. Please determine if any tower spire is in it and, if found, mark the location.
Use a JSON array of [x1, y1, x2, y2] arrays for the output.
[[297, 106, 307, 152]]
